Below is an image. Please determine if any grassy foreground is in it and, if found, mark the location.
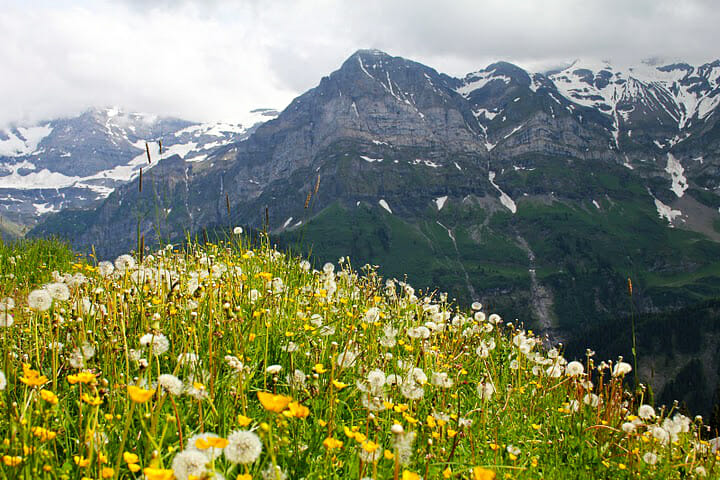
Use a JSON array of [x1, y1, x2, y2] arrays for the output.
[[0, 236, 717, 480]]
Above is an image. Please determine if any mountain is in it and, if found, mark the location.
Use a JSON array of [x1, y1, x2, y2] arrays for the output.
[[0, 107, 279, 238], [26, 51, 720, 413]]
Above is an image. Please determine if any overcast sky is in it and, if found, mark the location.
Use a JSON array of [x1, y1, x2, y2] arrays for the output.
[[2, 0, 718, 128]]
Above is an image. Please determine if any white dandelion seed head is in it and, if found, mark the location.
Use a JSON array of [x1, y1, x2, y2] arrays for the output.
[[158, 374, 184, 396], [337, 349, 359, 369], [652, 426, 670, 445], [287, 369, 306, 390], [0, 370, 6, 390], [45, 282, 70, 301], [233, 226, 243, 235], [171, 449, 210, 480], [565, 361, 585, 377], [642, 451, 658, 465], [507, 444, 521, 456], [299, 260, 311, 272], [98, 261, 115, 277], [0, 312, 13, 327], [477, 382, 495, 401], [262, 465, 287, 480], [139, 333, 170, 356], [431, 372, 454, 389], [367, 369, 386, 391], [612, 361, 632, 377], [178, 352, 200, 367], [638, 404, 656, 420], [393, 431, 416, 465], [0, 297, 15, 311], [621, 422, 636, 433], [224, 430, 262, 464], [266, 364, 282, 375], [583, 393, 600, 408], [28, 289, 52, 311], [69, 348, 85, 369], [471, 301, 483, 310], [363, 307, 380, 323], [114, 254, 136, 273]]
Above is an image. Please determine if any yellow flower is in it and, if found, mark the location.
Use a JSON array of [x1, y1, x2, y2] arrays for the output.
[[74, 455, 91, 467], [101, 467, 114, 478], [472, 467, 496, 480], [128, 464, 141, 473], [236, 474, 252, 480], [283, 401, 310, 418], [31, 426, 57, 441], [257, 391, 291, 413], [237, 414, 253, 427], [313, 363, 327, 374], [81, 393, 103, 406], [123, 452, 140, 464], [443, 467, 453, 478], [127, 385, 155, 403], [143, 467, 174, 480], [20, 364, 48, 387], [332, 380, 348, 390], [383, 450, 394, 460], [402, 471, 421, 480], [195, 437, 229, 449], [39, 389, 59, 405], [68, 371, 97, 385], [2, 455, 22, 466], [323, 437, 343, 450], [361, 440, 380, 453]]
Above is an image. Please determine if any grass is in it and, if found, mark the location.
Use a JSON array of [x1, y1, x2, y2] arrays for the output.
[[0, 237, 717, 479]]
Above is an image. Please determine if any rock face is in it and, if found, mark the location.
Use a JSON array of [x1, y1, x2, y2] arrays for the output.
[[30, 51, 720, 327], [0, 107, 278, 232]]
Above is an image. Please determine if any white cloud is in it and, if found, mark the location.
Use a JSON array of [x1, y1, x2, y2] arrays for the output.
[[1, 0, 718, 127]]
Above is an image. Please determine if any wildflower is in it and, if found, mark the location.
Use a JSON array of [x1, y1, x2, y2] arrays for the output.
[[67, 371, 97, 385], [20, 364, 48, 387], [74, 455, 91, 467], [393, 430, 416, 465], [565, 361, 584, 377], [28, 289, 52, 311], [101, 467, 114, 479], [233, 226, 243, 235], [337, 349, 359, 368], [313, 363, 327, 374], [170, 449, 210, 480], [402, 471, 421, 480], [0, 312, 13, 327], [139, 333, 170, 356], [143, 467, 174, 480], [643, 452, 658, 465], [127, 385, 155, 403], [124, 452, 140, 464], [431, 372, 454, 388], [81, 393, 103, 405], [638, 404, 656, 420], [257, 391, 292, 413], [179, 433, 222, 461], [186, 382, 209, 401], [695, 466, 707, 477], [266, 364, 282, 375], [224, 430, 263, 464], [98, 261, 115, 277], [158, 374, 184, 396], [323, 437, 343, 450], [472, 467, 496, 480], [367, 369, 387, 391], [612, 361, 632, 377], [32, 427, 57, 441], [477, 381, 495, 401], [3, 455, 22, 466], [114, 254, 136, 272], [471, 301, 483, 310], [0, 370, 6, 391], [407, 326, 430, 340], [283, 401, 310, 418], [0, 297, 14, 311], [46, 282, 70, 301], [287, 369, 307, 390], [262, 465, 287, 480]]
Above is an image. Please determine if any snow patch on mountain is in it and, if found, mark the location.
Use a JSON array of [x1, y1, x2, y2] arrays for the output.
[[488, 171, 517, 214], [0, 124, 53, 157], [378, 199, 393, 214], [435, 196, 448, 210], [665, 153, 688, 198]]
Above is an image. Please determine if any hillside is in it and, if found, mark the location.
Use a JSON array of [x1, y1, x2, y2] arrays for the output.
[[0, 237, 717, 479]]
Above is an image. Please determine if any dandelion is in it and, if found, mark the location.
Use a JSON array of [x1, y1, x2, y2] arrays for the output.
[[642, 452, 658, 465], [477, 381, 495, 401], [40, 389, 58, 404], [0, 312, 13, 327], [431, 372, 454, 388], [46, 282, 70, 301], [638, 404, 656, 420], [114, 254, 136, 272], [394, 431, 416, 465], [266, 364, 282, 375], [565, 361, 584, 377], [28, 289, 52, 311], [612, 361, 632, 377], [98, 261, 115, 277], [0, 297, 14, 311], [233, 226, 243, 235], [287, 369, 306, 390], [224, 430, 262, 464], [472, 467, 496, 480], [139, 333, 170, 356], [336, 349, 359, 368], [158, 374, 184, 396]]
